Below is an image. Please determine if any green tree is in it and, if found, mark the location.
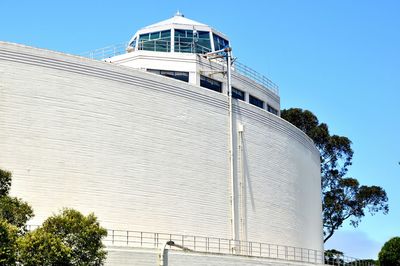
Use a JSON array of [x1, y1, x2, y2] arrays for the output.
[[324, 249, 344, 264], [0, 169, 34, 231], [0, 220, 18, 265], [378, 237, 400, 266], [0, 196, 34, 231], [353, 259, 378, 265], [18, 228, 71, 266], [0, 169, 108, 265], [18, 209, 108, 266], [0, 169, 12, 196], [281, 108, 389, 242]]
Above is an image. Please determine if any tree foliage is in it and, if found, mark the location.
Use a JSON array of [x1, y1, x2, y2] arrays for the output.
[[0, 169, 12, 197], [378, 237, 400, 266], [0, 169, 34, 233], [324, 249, 345, 265], [41, 209, 108, 265], [17, 209, 107, 266], [281, 108, 389, 243], [0, 168, 108, 265], [18, 228, 71, 266], [0, 220, 18, 265], [0, 196, 34, 231]]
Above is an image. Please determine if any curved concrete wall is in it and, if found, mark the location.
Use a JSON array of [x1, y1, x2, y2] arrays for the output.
[[0, 42, 323, 251]]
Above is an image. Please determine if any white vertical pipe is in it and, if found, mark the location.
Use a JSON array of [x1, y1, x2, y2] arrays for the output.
[[238, 124, 246, 244]]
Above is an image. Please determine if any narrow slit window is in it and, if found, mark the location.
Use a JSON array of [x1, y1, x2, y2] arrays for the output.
[[249, 95, 264, 109], [267, 104, 278, 115], [232, 87, 245, 101], [147, 69, 189, 82], [200, 75, 222, 93]]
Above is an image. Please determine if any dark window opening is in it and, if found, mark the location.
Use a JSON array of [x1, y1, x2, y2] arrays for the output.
[[232, 87, 245, 101], [200, 75, 222, 93], [267, 105, 278, 115], [147, 69, 189, 82], [249, 95, 264, 109]]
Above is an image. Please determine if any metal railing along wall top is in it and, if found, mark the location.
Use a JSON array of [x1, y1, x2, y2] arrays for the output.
[[26, 225, 373, 266], [80, 42, 128, 60], [79, 42, 279, 96], [105, 229, 324, 264], [105, 229, 374, 266]]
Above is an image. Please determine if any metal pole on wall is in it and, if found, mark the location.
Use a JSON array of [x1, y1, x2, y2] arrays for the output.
[[225, 46, 237, 248], [204, 47, 237, 250]]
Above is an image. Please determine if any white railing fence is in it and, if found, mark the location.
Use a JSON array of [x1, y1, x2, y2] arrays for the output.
[[80, 42, 128, 60], [26, 225, 374, 266], [79, 43, 279, 96]]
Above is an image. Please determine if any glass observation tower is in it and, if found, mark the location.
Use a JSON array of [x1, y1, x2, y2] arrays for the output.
[[127, 11, 230, 55], [88, 12, 280, 117]]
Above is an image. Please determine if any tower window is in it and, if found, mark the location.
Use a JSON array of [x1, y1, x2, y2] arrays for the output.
[[249, 95, 264, 109], [213, 33, 229, 51], [200, 75, 222, 93], [232, 87, 245, 101], [138, 30, 171, 52], [129, 37, 137, 49], [147, 69, 189, 82], [267, 105, 278, 115], [175, 30, 211, 54]]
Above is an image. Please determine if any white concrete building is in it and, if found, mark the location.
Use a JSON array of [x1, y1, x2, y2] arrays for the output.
[[0, 13, 324, 265]]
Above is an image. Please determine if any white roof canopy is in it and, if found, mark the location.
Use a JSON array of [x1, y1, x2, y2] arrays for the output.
[[144, 12, 208, 29]]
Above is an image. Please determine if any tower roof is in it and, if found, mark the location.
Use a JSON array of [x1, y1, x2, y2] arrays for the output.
[[143, 12, 208, 29]]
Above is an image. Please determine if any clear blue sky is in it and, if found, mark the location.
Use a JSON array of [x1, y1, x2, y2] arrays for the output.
[[1, 0, 398, 260]]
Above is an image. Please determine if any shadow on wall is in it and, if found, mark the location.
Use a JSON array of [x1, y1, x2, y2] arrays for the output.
[[235, 107, 256, 243], [241, 133, 255, 211]]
